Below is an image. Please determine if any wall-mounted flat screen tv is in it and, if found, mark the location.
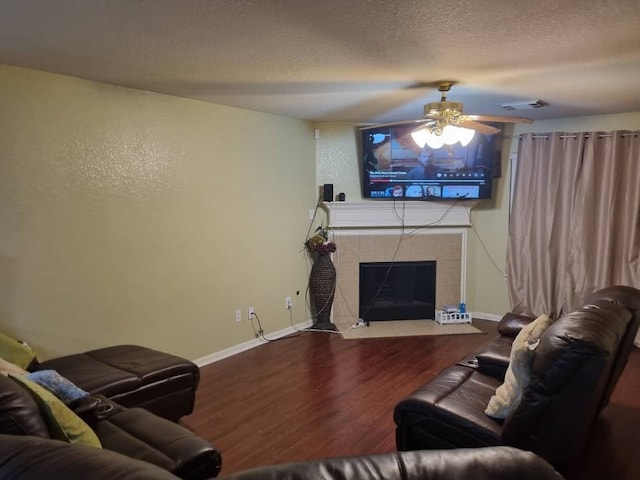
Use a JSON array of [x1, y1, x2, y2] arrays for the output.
[[361, 123, 499, 200]]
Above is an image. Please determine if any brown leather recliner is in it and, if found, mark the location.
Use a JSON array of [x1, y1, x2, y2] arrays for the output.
[[29, 344, 199, 421], [221, 447, 563, 480], [472, 311, 536, 380], [0, 435, 563, 480], [0, 434, 180, 479], [394, 286, 640, 472], [581, 285, 640, 412], [0, 374, 221, 479]]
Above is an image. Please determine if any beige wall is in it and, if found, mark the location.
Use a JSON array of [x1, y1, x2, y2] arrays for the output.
[[316, 112, 640, 317], [464, 131, 512, 316], [3, 64, 637, 362], [0, 65, 317, 360], [315, 123, 360, 202]]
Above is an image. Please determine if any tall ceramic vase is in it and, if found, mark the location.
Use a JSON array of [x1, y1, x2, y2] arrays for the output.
[[309, 253, 337, 331]]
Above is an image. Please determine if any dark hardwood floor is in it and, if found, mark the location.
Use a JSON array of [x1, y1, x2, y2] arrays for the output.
[[181, 319, 640, 479]]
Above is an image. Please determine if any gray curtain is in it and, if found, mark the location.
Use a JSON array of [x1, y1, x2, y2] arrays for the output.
[[507, 131, 640, 343]]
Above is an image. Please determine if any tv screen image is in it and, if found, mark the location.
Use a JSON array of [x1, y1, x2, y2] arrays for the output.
[[361, 123, 498, 200]]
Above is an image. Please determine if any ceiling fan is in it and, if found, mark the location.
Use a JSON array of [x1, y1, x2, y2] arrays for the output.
[[364, 81, 533, 149]]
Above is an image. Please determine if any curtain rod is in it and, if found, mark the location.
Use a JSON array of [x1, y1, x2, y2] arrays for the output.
[[522, 132, 638, 139]]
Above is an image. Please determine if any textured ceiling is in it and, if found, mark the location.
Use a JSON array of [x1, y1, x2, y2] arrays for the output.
[[1, 0, 640, 124]]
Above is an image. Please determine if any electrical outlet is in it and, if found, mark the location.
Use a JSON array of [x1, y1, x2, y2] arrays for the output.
[[285, 297, 292, 309], [248, 307, 255, 320], [235, 309, 242, 323]]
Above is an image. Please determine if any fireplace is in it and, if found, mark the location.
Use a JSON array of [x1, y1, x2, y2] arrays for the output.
[[359, 261, 436, 321], [324, 202, 470, 330]]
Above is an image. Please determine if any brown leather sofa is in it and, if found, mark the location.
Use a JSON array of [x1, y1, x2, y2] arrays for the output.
[[394, 285, 640, 472], [0, 435, 563, 480], [29, 344, 199, 421], [0, 374, 221, 478]]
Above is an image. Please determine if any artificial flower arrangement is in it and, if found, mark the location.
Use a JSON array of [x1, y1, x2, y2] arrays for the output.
[[306, 226, 336, 256]]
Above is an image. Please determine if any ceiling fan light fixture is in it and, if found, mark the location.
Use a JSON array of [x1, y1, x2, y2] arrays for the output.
[[412, 124, 475, 149], [368, 81, 526, 151], [424, 101, 464, 118]]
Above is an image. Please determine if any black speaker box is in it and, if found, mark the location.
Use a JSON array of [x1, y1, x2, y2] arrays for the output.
[[323, 183, 334, 202]]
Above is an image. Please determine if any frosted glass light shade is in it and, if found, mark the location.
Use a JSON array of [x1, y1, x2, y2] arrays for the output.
[[442, 125, 460, 145], [457, 127, 475, 146], [410, 128, 430, 149], [425, 131, 445, 149], [411, 125, 475, 149]]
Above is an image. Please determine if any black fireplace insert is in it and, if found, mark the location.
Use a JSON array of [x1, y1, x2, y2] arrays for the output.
[[359, 261, 436, 322]]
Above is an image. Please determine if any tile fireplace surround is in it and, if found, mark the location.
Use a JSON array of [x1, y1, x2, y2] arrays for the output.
[[324, 201, 475, 330]]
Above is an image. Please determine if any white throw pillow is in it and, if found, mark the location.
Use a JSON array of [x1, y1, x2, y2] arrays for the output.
[[485, 314, 553, 419]]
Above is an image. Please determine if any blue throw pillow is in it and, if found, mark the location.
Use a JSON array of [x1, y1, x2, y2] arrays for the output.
[[26, 370, 88, 404]]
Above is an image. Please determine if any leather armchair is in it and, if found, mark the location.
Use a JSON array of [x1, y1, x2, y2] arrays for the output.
[[473, 312, 535, 380], [220, 447, 563, 480], [394, 286, 640, 472], [30, 344, 200, 421], [0, 436, 563, 480], [0, 434, 179, 480], [0, 375, 221, 479]]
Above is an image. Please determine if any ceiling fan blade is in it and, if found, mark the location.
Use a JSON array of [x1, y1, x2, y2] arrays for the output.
[[465, 114, 533, 124], [358, 119, 431, 130], [458, 120, 502, 135], [423, 114, 448, 121]]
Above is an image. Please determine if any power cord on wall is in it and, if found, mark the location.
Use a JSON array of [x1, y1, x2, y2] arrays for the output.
[[463, 203, 507, 279], [250, 311, 301, 342], [246, 199, 372, 339]]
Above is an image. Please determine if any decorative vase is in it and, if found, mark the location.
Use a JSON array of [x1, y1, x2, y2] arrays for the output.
[[308, 253, 337, 331]]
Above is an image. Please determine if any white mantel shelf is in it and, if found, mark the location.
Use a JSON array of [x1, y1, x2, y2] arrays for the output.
[[323, 201, 478, 229]]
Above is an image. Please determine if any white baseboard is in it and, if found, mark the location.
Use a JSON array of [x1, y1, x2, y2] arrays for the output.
[[194, 314, 501, 367], [471, 311, 503, 322], [194, 319, 313, 367]]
